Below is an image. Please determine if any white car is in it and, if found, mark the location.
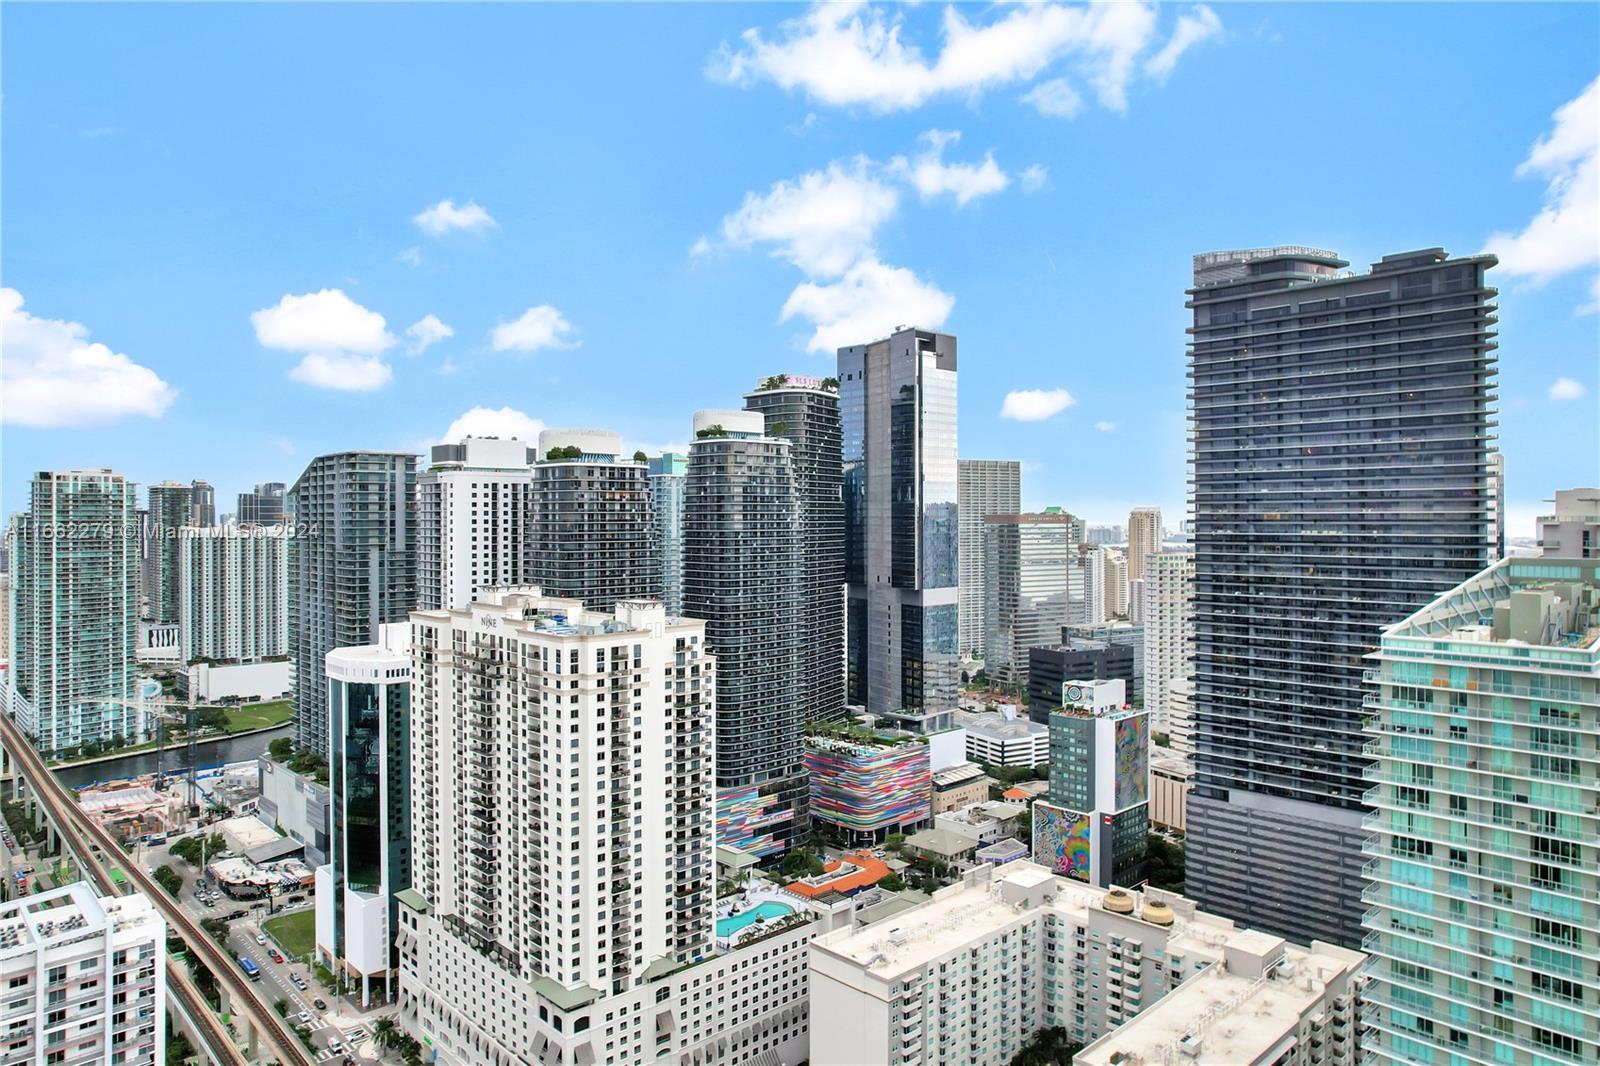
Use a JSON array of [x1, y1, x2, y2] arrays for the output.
[[298, 1010, 311, 1024], [255, 933, 267, 945]]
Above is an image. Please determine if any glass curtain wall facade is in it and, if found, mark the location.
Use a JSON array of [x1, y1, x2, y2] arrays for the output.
[[1363, 556, 1598, 1066], [958, 460, 1022, 657], [288, 451, 417, 751], [983, 513, 1076, 687], [685, 411, 805, 858], [744, 377, 846, 724], [319, 632, 411, 1006], [1186, 246, 1498, 949], [840, 327, 959, 732], [237, 482, 287, 526], [144, 482, 192, 624], [528, 430, 658, 610], [7, 469, 142, 753], [647, 453, 688, 616]]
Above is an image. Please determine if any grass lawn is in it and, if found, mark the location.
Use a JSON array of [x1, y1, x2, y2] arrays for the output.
[[223, 700, 292, 733], [263, 908, 316, 960]]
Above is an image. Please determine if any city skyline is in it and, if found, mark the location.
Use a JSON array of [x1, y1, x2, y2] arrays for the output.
[[4, 4, 1596, 533]]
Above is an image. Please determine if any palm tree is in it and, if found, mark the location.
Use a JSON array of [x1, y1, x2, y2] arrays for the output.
[[372, 1017, 399, 1050]]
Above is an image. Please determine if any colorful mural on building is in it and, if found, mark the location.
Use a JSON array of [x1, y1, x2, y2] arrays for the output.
[[1113, 714, 1149, 812], [804, 737, 931, 836], [1032, 801, 1093, 883], [716, 783, 797, 858]]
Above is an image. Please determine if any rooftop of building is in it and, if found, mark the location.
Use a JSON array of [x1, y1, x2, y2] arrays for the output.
[[787, 851, 893, 899], [745, 373, 838, 394], [975, 838, 1030, 862], [931, 762, 990, 789], [1380, 555, 1600, 657], [0, 883, 161, 958], [954, 709, 1047, 742], [1075, 937, 1365, 1066], [902, 828, 978, 858], [812, 861, 1260, 981], [417, 587, 683, 639], [940, 801, 1026, 827]]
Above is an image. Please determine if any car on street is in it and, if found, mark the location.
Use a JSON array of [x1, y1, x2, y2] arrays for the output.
[[226, 910, 247, 920], [268, 949, 283, 963], [298, 1010, 311, 1024], [255, 933, 267, 945], [313, 998, 327, 1010]]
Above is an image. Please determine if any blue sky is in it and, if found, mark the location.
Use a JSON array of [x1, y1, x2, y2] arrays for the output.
[[4, 3, 1596, 532]]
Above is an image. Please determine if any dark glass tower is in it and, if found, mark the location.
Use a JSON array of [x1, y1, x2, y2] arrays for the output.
[[528, 429, 658, 609], [1186, 246, 1497, 948], [685, 410, 805, 858], [288, 451, 417, 751], [743, 375, 845, 724], [838, 327, 958, 733]]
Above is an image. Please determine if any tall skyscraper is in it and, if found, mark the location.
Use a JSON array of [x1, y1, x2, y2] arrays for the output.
[[237, 482, 287, 526], [416, 436, 536, 612], [178, 525, 289, 663], [646, 453, 687, 615], [1101, 548, 1129, 619], [528, 429, 657, 608], [840, 327, 959, 732], [144, 482, 192, 624], [1071, 544, 1109, 627], [1363, 548, 1598, 1066], [685, 409, 805, 858], [189, 479, 216, 527], [405, 590, 713, 999], [288, 451, 417, 751], [1141, 550, 1193, 734], [1036, 678, 1147, 887], [981, 512, 1075, 686], [958, 460, 1022, 657], [745, 374, 846, 723], [8, 469, 143, 753], [1187, 245, 1498, 948], [317, 624, 411, 1006], [1125, 507, 1161, 588]]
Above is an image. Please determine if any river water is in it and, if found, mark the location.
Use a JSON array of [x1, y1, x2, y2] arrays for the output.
[[52, 725, 291, 790]]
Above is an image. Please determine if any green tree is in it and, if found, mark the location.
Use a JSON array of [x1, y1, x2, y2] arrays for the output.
[[633, 450, 648, 463], [274, 998, 289, 1017], [1009, 1026, 1080, 1066], [779, 848, 825, 878], [267, 737, 294, 761], [884, 833, 905, 853], [165, 1031, 195, 1066], [151, 864, 183, 898], [880, 873, 906, 892]]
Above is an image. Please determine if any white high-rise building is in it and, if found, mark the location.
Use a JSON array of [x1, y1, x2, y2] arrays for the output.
[[1102, 549, 1129, 619], [0, 883, 166, 1065], [1126, 507, 1161, 587], [1141, 550, 1193, 733], [178, 525, 289, 663], [1072, 546, 1110, 627], [957, 460, 1021, 657], [417, 437, 537, 612], [399, 587, 843, 1066], [809, 862, 1364, 1066], [1165, 679, 1194, 757]]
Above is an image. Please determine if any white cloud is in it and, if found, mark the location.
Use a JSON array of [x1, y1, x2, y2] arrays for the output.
[[1144, 5, 1221, 80], [1548, 376, 1587, 402], [398, 247, 422, 267], [290, 354, 393, 391], [1021, 77, 1084, 118], [889, 130, 1009, 206], [690, 236, 713, 257], [1001, 388, 1076, 422], [413, 199, 498, 237], [491, 306, 577, 352], [405, 314, 454, 354], [1484, 77, 1599, 302], [781, 257, 954, 354], [711, 3, 1200, 114], [0, 288, 177, 428], [439, 405, 546, 445], [720, 158, 899, 276], [1020, 164, 1049, 193], [250, 288, 397, 391], [1094, 420, 1117, 432]]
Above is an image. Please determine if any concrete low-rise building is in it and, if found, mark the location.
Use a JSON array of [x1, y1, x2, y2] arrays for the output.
[[0, 883, 166, 1066], [956, 707, 1049, 768], [934, 801, 1027, 847], [808, 861, 1364, 1066], [256, 755, 331, 868], [181, 659, 292, 704], [1149, 752, 1192, 835], [930, 762, 991, 814]]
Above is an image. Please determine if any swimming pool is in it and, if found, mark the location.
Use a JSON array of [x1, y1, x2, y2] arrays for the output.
[[716, 901, 794, 938]]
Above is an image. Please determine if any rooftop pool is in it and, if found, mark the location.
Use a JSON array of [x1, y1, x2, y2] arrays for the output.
[[715, 900, 794, 938]]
